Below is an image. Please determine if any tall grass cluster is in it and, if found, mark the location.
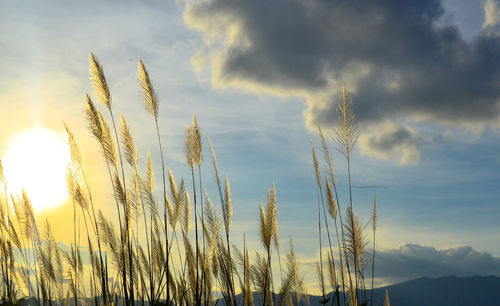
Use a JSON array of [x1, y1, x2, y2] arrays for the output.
[[0, 54, 383, 306]]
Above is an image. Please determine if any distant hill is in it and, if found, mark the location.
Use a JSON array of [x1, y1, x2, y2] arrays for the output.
[[303, 275, 500, 306], [233, 275, 500, 305], [370, 275, 500, 306]]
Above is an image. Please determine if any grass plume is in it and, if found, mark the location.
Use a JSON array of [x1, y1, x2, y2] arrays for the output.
[[0, 56, 387, 306]]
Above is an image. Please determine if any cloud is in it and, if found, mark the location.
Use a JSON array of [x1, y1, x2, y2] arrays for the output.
[[300, 243, 500, 288], [184, 0, 500, 136], [359, 122, 421, 164], [483, 0, 500, 28], [374, 244, 500, 283]]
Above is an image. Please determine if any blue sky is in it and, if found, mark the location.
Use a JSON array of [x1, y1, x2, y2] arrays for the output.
[[1, 0, 500, 288]]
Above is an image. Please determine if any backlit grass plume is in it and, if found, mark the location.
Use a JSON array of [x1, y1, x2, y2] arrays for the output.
[[137, 59, 159, 120], [119, 114, 137, 168], [335, 83, 359, 160], [344, 206, 368, 301], [89, 52, 111, 110], [0, 56, 390, 306]]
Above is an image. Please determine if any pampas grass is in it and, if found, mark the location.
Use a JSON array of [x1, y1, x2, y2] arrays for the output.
[[89, 52, 111, 110], [307, 83, 383, 306], [0, 55, 387, 306]]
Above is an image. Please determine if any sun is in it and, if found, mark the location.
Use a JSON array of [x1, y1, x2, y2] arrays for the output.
[[2, 127, 71, 212]]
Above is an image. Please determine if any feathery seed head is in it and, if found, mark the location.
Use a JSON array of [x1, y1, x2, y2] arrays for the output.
[[192, 114, 203, 165], [66, 164, 76, 198], [317, 124, 337, 185], [147, 149, 154, 192], [89, 52, 111, 109], [167, 168, 178, 200], [335, 83, 359, 158], [137, 59, 159, 119], [185, 126, 195, 170], [119, 114, 137, 167], [258, 184, 279, 251], [166, 168, 183, 227], [266, 183, 279, 249], [113, 172, 127, 207], [97, 111, 117, 167], [344, 206, 368, 270], [203, 195, 221, 251], [279, 238, 308, 305], [259, 202, 270, 250], [168, 168, 184, 210], [74, 182, 88, 211], [63, 122, 82, 168], [311, 142, 322, 189], [223, 176, 232, 231], [326, 181, 337, 219], [86, 94, 103, 141], [166, 194, 176, 228], [208, 136, 225, 204], [182, 190, 191, 232], [21, 190, 35, 239]]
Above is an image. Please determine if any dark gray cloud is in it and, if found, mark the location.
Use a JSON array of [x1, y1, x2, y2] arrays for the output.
[[358, 122, 421, 164], [374, 244, 500, 281], [368, 127, 417, 152], [185, 0, 500, 127]]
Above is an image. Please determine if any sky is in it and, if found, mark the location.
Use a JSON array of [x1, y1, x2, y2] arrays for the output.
[[1, 0, 500, 289]]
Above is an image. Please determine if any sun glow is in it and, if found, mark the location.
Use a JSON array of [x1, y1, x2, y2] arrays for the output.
[[2, 127, 71, 212]]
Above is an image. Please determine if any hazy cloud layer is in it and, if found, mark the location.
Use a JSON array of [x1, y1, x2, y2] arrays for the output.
[[301, 243, 500, 287], [375, 244, 500, 281], [184, 0, 500, 162]]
